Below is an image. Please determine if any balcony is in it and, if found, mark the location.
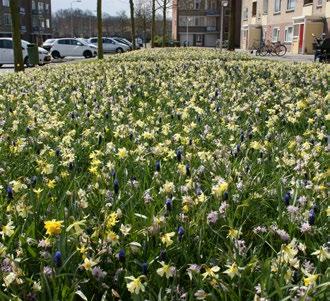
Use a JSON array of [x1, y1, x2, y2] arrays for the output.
[[206, 9, 219, 16], [206, 26, 217, 32]]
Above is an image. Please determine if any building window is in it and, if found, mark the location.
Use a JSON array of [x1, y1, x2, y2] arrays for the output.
[[45, 3, 49, 11], [2, 0, 9, 7], [3, 13, 11, 25], [303, 0, 313, 5], [32, 1, 36, 10], [284, 26, 293, 42], [272, 27, 280, 42], [316, 0, 322, 6], [252, 2, 257, 17], [38, 2, 44, 11], [263, 0, 268, 14], [243, 7, 248, 20], [287, 0, 295, 10], [40, 19, 45, 28], [46, 19, 50, 28], [194, 16, 205, 26], [274, 0, 281, 13], [194, 0, 201, 9]]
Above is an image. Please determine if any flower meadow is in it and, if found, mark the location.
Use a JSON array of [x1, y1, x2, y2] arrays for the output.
[[0, 49, 329, 301]]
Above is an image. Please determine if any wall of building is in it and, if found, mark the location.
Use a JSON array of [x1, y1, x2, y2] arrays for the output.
[[172, 0, 241, 47], [241, 0, 330, 54], [0, 0, 52, 44]]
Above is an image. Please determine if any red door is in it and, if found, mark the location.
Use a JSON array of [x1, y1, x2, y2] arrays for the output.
[[299, 24, 304, 53]]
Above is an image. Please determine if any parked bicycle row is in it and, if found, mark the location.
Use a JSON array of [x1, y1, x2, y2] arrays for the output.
[[250, 33, 330, 62]]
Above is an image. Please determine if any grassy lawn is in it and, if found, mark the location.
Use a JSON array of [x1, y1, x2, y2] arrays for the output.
[[0, 49, 328, 300]]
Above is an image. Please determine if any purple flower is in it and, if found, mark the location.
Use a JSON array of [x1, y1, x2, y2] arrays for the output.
[[283, 192, 291, 206], [118, 249, 125, 263], [142, 262, 148, 275], [53, 251, 62, 267], [165, 198, 172, 211], [155, 160, 161, 172], [92, 266, 107, 280], [114, 178, 119, 194], [185, 163, 191, 177], [176, 149, 182, 162], [178, 226, 184, 241], [308, 208, 315, 225], [6, 186, 13, 200], [207, 211, 219, 224]]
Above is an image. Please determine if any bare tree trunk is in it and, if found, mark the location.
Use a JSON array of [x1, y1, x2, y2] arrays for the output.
[[10, 0, 24, 72], [162, 0, 166, 47], [129, 0, 136, 49], [151, 0, 155, 48], [228, 0, 236, 51], [97, 0, 104, 59]]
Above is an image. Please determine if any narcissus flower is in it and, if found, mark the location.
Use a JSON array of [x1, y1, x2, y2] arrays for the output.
[[156, 261, 176, 278], [212, 180, 228, 198], [44, 220, 63, 236], [223, 262, 239, 279], [311, 246, 330, 262], [202, 265, 220, 280], [161, 232, 175, 247], [125, 275, 146, 294]]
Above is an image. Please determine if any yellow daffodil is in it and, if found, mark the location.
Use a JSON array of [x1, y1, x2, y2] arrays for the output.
[[202, 265, 220, 280], [125, 275, 146, 294], [311, 246, 330, 262], [156, 261, 176, 278], [44, 219, 63, 236], [223, 262, 239, 279], [161, 232, 175, 247]]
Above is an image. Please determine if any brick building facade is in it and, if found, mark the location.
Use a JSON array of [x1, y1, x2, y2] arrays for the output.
[[172, 0, 242, 47], [241, 0, 330, 54], [0, 0, 52, 44]]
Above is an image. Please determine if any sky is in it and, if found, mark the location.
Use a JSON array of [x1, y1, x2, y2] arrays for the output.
[[52, 0, 130, 16]]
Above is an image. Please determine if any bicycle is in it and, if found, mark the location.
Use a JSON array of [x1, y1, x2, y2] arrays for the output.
[[259, 40, 287, 56]]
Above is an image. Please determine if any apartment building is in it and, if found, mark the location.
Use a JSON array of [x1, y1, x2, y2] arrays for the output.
[[172, 0, 242, 47], [0, 0, 52, 44], [241, 0, 330, 54]]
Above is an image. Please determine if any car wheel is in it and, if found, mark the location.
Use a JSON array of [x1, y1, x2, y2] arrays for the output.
[[0, 64, 2, 68], [83, 50, 93, 58], [52, 51, 61, 59], [116, 48, 123, 53], [24, 57, 34, 68]]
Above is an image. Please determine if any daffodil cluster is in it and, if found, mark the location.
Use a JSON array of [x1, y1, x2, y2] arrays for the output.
[[0, 49, 328, 300]]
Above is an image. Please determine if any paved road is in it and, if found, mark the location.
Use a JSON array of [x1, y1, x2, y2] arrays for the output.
[[0, 51, 318, 75]]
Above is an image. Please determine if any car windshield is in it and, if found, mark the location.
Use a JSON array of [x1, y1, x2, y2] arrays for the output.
[[45, 39, 55, 44], [77, 38, 88, 45], [21, 40, 31, 47]]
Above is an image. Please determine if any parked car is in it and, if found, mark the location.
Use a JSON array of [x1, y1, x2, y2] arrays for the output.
[[111, 37, 135, 50], [0, 38, 51, 67], [50, 38, 97, 59], [87, 37, 130, 53], [42, 39, 56, 52]]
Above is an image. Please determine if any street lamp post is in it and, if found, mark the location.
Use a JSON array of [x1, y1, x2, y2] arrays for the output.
[[71, 0, 82, 37], [219, 0, 228, 51], [186, 16, 191, 46]]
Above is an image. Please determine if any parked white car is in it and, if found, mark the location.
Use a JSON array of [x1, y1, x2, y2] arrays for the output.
[[87, 37, 130, 53], [50, 38, 97, 59], [0, 38, 51, 67], [42, 39, 56, 52]]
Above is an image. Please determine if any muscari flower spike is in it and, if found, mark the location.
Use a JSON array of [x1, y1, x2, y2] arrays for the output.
[[142, 262, 148, 275], [114, 178, 119, 194], [6, 186, 13, 200], [53, 251, 62, 267], [178, 226, 184, 241], [309, 208, 315, 225], [165, 198, 172, 211], [118, 249, 125, 263], [283, 192, 291, 206], [155, 160, 161, 172]]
